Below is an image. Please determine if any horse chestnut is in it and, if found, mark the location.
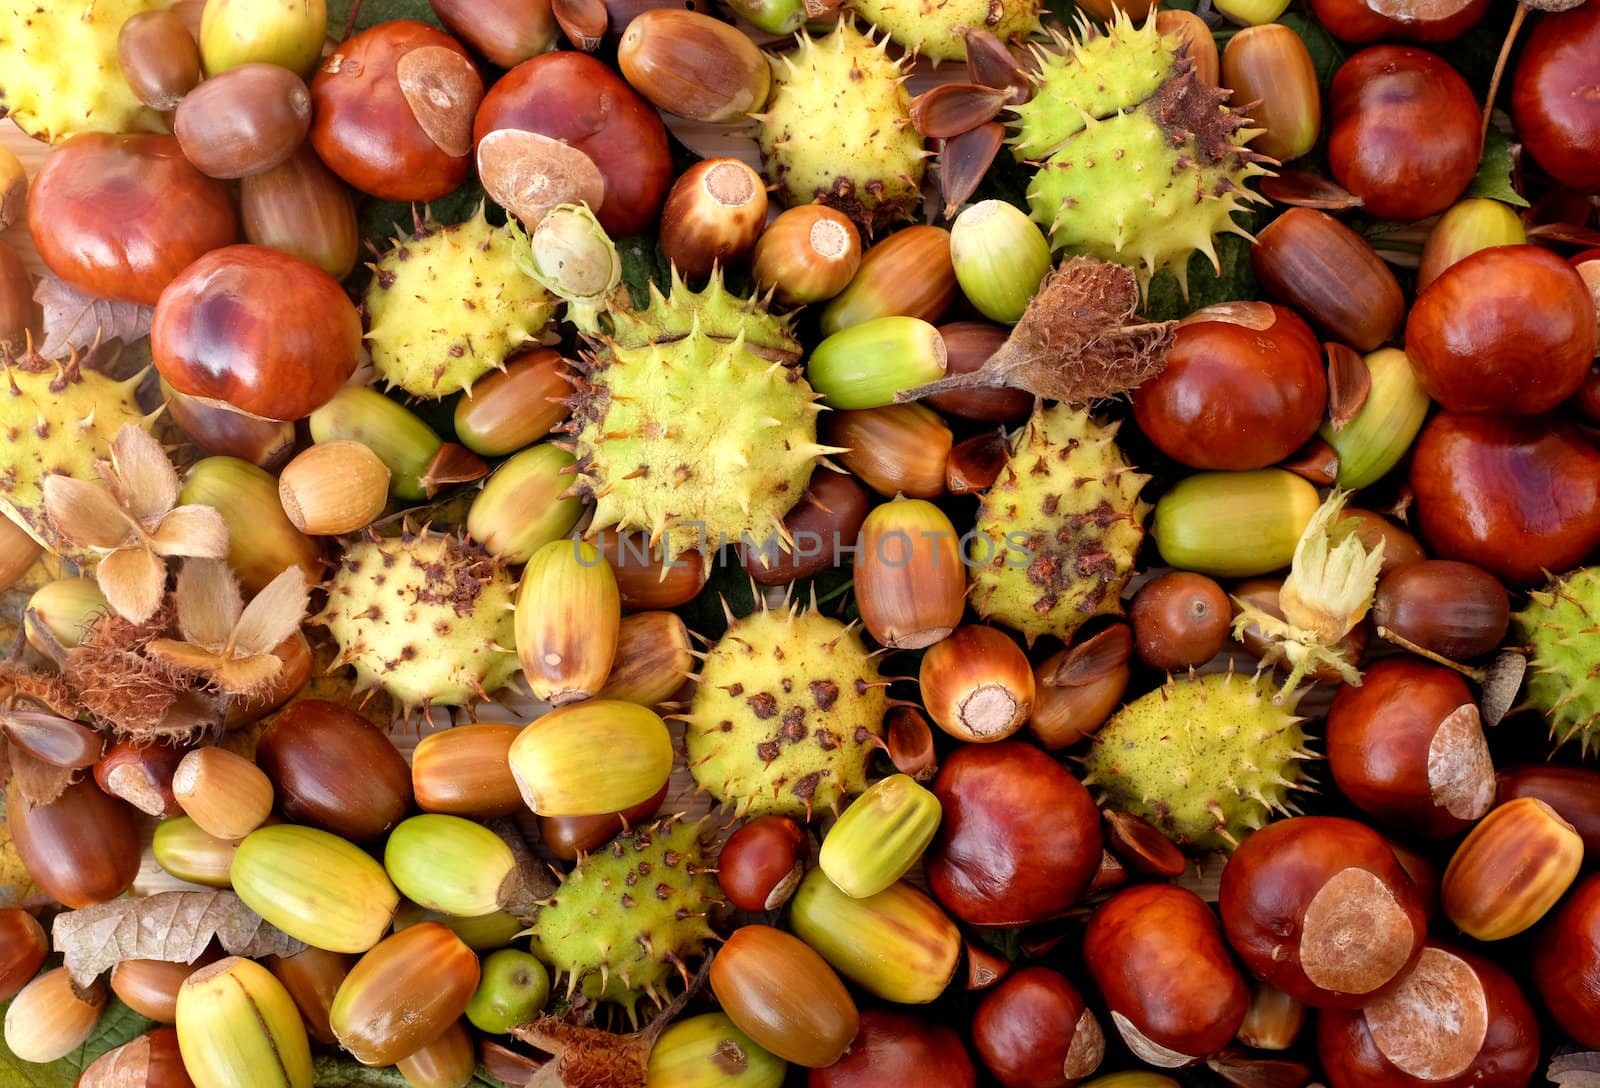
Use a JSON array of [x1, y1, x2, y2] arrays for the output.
[[1309, 0, 1486, 43], [810, 1008, 977, 1088], [972, 968, 1103, 1087], [1511, 3, 1600, 193], [1531, 873, 1600, 1048]]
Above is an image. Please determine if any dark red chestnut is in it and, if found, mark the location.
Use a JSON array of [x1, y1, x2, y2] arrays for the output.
[[1511, 3, 1600, 193], [1408, 412, 1600, 585], [1498, 765, 1600, 856], [256, 700, 414, 843], [924, 742, 1102, 927], [430, 0, 557, 67], [1326, 659, 1496, 838], [151, 245, 363, 422], [971, 968, 1103, 1088], [1404, 246, 1596, 416], [809, 1008, 977, 1088], [1308, 0, 1486, 43], [474, 51, 673, 239], [1220, 816, 1429, 1010], [718, 815, 805, 913], [1327, 46, 1480, 223], [1531, 872, 1600, 1047], [1129, 570, 1232, 671], [1132, 302, 1326, 470], [27, 134, 237, 306], [311, 21, 481, 202], [1316, 943, 1540, 1088]]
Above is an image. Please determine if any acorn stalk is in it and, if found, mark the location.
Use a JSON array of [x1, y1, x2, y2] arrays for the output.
[[949, 200, 1051, 324], [514, 538, 621, 706], [807, 317, 948, 409], [818, 774, 942, 898], [467, 445, 583, 564], [308, 387, 444, 502]]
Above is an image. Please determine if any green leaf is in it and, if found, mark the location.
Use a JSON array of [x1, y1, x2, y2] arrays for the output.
[[312, 1054, 513, 1088], [1465, 126, 1531, 208], [0, 997, 156, 1088], [1143, 230, 1259, 321], [324, 0, 444, 35], [617, 234, 673, 310], [1278, 12, 1346, 90]]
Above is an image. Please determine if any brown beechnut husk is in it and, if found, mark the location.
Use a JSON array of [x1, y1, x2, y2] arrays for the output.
[[62, 608, 223, 742]]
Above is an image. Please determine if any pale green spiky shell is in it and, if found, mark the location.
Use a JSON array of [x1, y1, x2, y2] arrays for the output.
[[365, 207, 556, 398], [845, 0, 1040, 61], [1009, 14, 1269, 293], [0, 352, 150, 561], [1515, 566, 1600, 756], [684, 603, 887, 819], [313, 530, 519, 712], [608, 266, 800, 362], [1083, 670, 1311, 852], [968, 404, 1148, 645], [0, 0, 170, 143], [755, 21, 928, 235], [529, 814, 718, 1017], [569, 320, 828, 560]]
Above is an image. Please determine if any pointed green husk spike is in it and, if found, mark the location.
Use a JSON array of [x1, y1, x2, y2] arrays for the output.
[[1514, 566, 1600, 756]]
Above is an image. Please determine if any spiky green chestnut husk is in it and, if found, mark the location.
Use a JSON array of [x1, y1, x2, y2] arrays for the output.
[[683, 600, 887, 819], [313, 529, 519, 713], [1009, 13, 1270, 293], [364, 207, 556, 398], [1515, 567, 1600, 756], [0, 0, 169, 143], [968, 404, 1149, 645], [0, 349, 150, 560], [847, 0, 1039, 61], [608, 266, 800, 363], [528, 814, 718, 1018], [755, 21, 928, 236], [1083, 670, 1311, 852]]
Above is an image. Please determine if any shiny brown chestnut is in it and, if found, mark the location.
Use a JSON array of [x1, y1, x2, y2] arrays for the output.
[[919, 625, 1035, 743], [1408, 412, 1600, 585], [311, 21, 481, 202], [454, 349, 573, 458], [118, 10, 202, 110], [95, 740, 186, 818], [0, 909, 47, 1002], [743, 469, 871, 587], [27, 134, 237, 306], [430, 0, 558, 67], [1308, 0, 1486, 43], [919, 323, 1032, 424], [1370, 560, 1509, 661], [240, 144, 362, 282], [1316, 943, 1540, 1088], [151, 244, 363, 422], [474, 51, 673, 238], [1531, 872, 1600, 1047], [810, 1008, 976, 1088], [658, 158, 767, 280], [593, 529, 708, 610], [1129, 571, 1232, 671], [1511, 4, 1600, 194], [925, 742, 1102, 926], [1102, 810, 1186, 879], [1326, 659, 1495, 838], [175, 63, 313, 179], [1251, 208, 1404, 352], [1083, 884, 1249, 1066], [536, 782, 669, 861], [411, 723, 525, 820], [7, 779, 140, 908], [1219, 816, 1429, 1009], [718, 815, 806, 913], [1498, 764, 1600, 856], [256, 700, 414, 842], [972, 968, 1102, 1088], [829, 404, 952, 499]]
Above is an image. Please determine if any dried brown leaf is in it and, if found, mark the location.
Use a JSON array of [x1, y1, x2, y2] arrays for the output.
[[171, 560, 242, 651], [149, 504, 230, 560], [42, 475, 136, 552], [108, 427, 179, 528], [899, 258, 1175, 405], [96, 547, 167, 625], [33, 275, 154, 358], [51, 889, 306, 987]]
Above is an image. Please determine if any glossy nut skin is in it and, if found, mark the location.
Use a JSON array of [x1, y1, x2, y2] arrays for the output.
[[1326, 659, 1495, 838], [1130, 571, 1231, 671], [111, 956, 217, 1024], [855, 500, 966, 650], [712, 925, 859, 1069], [1511, 4, 1600, 193], [658, 158, 767, 279], [617, 10, 770, 123], [1221, 25, 1320, 162], [593, 530, 708, 610], [744, 469, 871, 587], [27, 134, 238, 306], [430, 0, 558, 66], [536, 782, 668, 861], [1441, 797, 1583, 941], [919, 625, 1035, 743], [1404, 246, 1597, 415], [411, 723, 524, 819], [454, 350, 571, 458], [240, 144, 362, 281], [1531, 873, 1600, 1047], [175, 63, 313, 179], [923, 323, 1033, 423], [752, 205, 862, 306], [118, 10, 202, 110], [0, 909, 47, 1002], [257, 700, 414, 842], [1497, 765, 1600, 855], [1251, 208, 1403, 352], [829, 403, 952, 499], [718, 815, 805, 913], [925, 742, 1102, 926], [330, 923, 481, 1067], [972, 968, 1103, 1088], [1308, 0, 1485, 43], [820, 226, 957, 335], [1083, 884, 1249, 1064], [1316, 944, 1539, 1088], [1408, 412, 1600, 586], [1327, 47, 1480, 222], [474, 51, 673, 238], [8, 780, 139, 908], [267, 946, 353, 1046], [311, 21, 476, 201], [809, 1008, 976, 1088], [1219, 816, 1429, 1009], [1371, 560, 1508, 661]]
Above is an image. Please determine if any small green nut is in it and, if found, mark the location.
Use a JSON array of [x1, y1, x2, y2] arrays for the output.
[[309, 387, 444, 502], [467, 444, 584, 564], [23, 577, 108, 655], [1213, 0, 1291, 24], [180, 457, 322, 595], [818, 774, 941, 899], [1319, 348, 1430, 490], [806, 316, 948, 409], [723, 0, 807, 34], [200, 0, 328, 77], [788, 868, 960, 1004], [152, 816, 243, 889], [1418, 197, 1527, 290], [178, 957, 314, 1088], [1152, 468, 1320, 578], [949, 200, 1051, 324], [231, 824, 400, 954], [647, 1011, 788, 1088], [384, 814, 517, 919], [464, 949, 550, 1035]]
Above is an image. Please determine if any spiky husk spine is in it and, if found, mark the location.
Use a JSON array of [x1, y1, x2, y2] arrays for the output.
[[846, 0, 1040, 61], [0, 0, 169, 143], [1515, 566, 1600, 756], [1008, 13, 1270, 293], [528, 814, 719, 1019], [312, 529, 519, 713], [754, 21, 929, 236], [682, 599, 887, 820], [0, 348, 151, 560], [364, 206, 556, 398], [968, 404, 1148, 645], [1083, 669, 1312, 852], [607, 267, 800, 363]]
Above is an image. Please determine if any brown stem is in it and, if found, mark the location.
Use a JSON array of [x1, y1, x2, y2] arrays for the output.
[[1480, 3, 1528, 149], [341, 0, 364, 42]]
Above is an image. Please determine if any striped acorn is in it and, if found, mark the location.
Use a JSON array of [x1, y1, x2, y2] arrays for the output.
[[330, 923, 482, 1066], [230, 824, 400, 953], [598, 611, 694, 706], [266, 946, 353, 1047], [308, 386, 443, 502], [820, 225, 955, 334], [396, 1019, 477, 1088], [454, 349, 571, 458], [173, 746, 275, 841], [647, 1012, 788, 1088], [393, 902, 525, 952], [411, 723, 525, 819], [508, 700, 674, 816], [1152, 469, 1320, 579], [818, 774, 941, 898], [383, 814, 517, 918], [788, 868, 961, 1004], [949, 200, 1051, 324], [176, 957, 313, 1088], [277, 440, 391, 536], [467, 444, 583, 564], [153, 816, 246, 888], [514, 538, 621, 706], [180, 457, 322, 595]]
